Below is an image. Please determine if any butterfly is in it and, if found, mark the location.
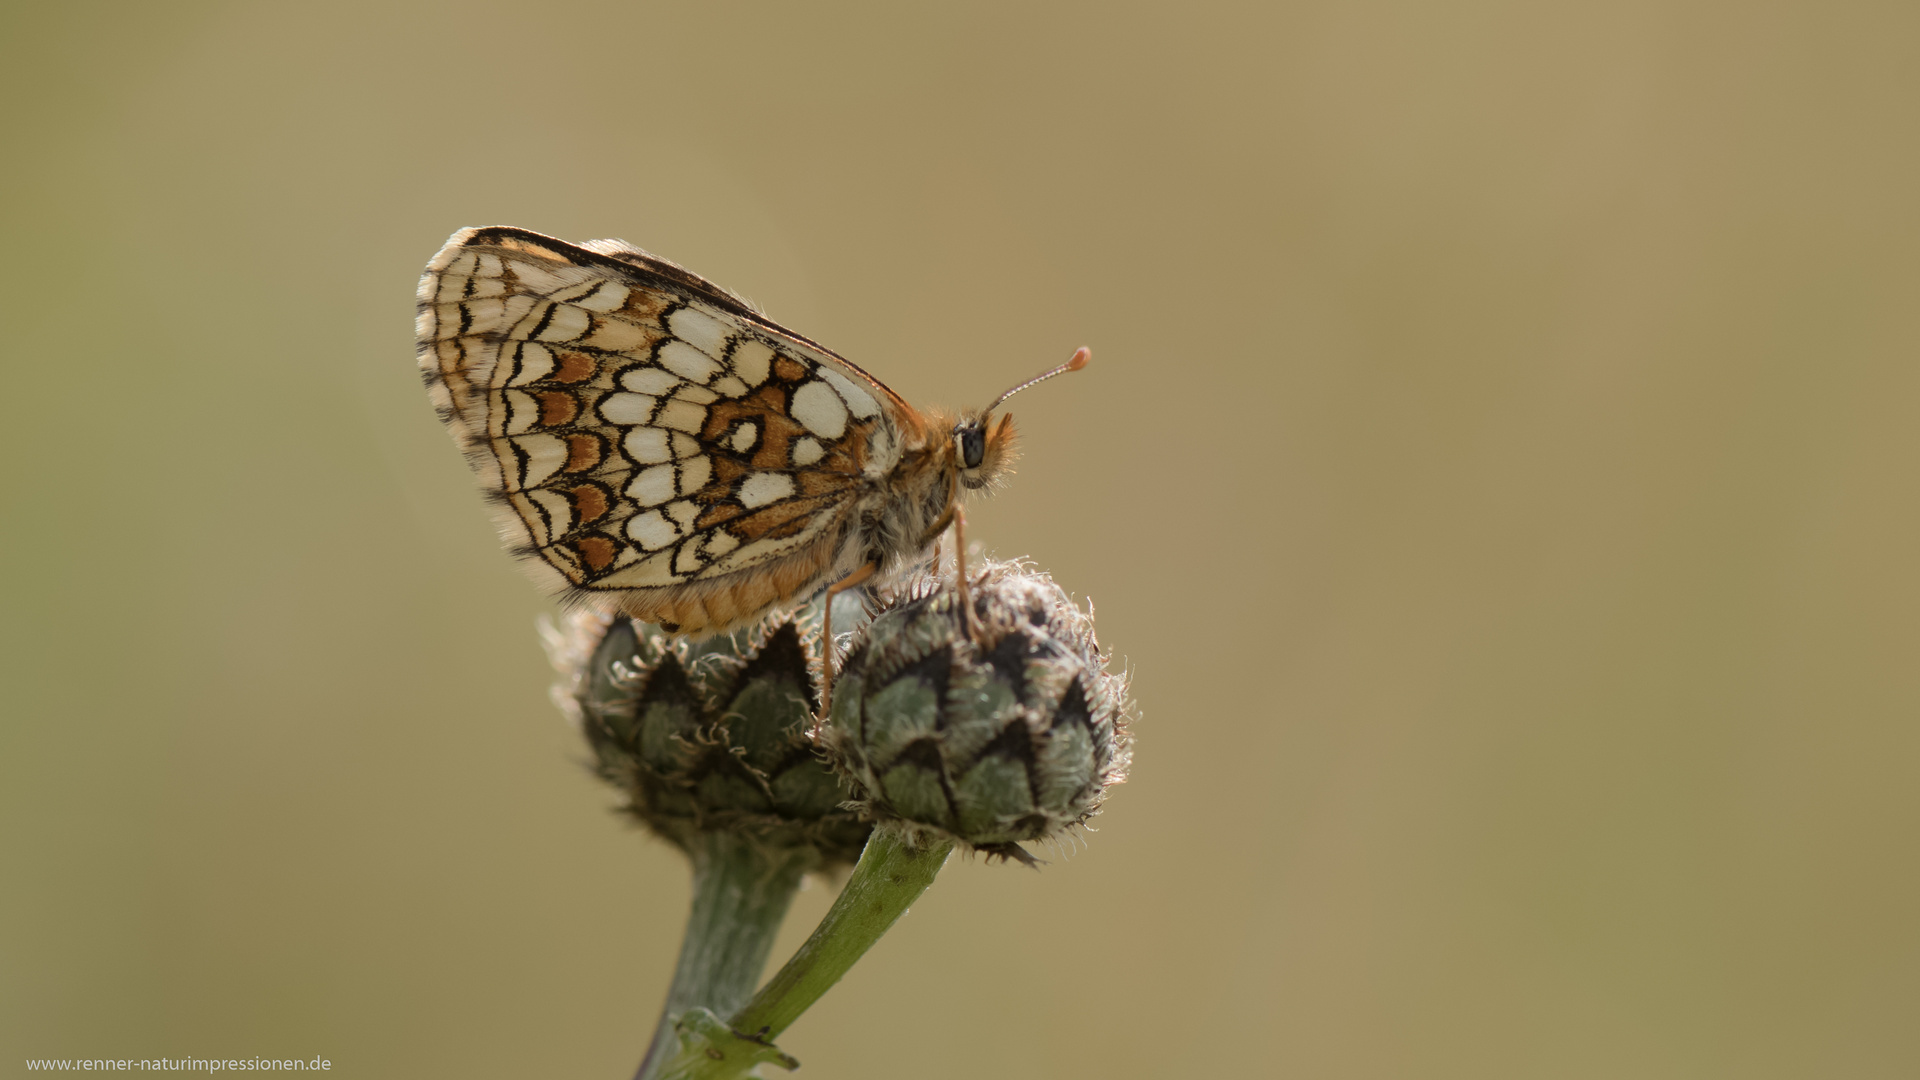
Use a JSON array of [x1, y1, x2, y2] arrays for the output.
[[416, 226, 1087, 649]]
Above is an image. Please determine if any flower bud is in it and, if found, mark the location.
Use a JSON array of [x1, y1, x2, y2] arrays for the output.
[[545, 609, 871, 865], [821, 561, 1133, 861]]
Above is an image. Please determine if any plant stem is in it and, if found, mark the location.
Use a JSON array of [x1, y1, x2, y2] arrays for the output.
[[634, 833, 813, 1080], [728, 828, 954, 1042]]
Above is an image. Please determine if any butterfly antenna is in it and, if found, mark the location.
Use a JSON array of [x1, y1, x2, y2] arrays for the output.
[[984, 347, 1091, 415]]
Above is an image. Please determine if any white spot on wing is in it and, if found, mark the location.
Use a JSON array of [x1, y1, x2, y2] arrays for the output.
[[598, 393, 658, 425], [499, 258, 569, 295], [622, 368, 683, 395], [455, 297, 513, 338], [678, 455, 712, 495], [665, 500, 699, 529], [790, 381, 848, 439], [816, 367, 880, 419], [502, 390, 538, 435], [582, 318, 655, 351], [674, 544, 705, 576], [506, 434, 567, 489], [574, 282, 629, 313], [508, 343, 555, 385], [668, 306, 730, 358], [593, 550, 678, 588], [624, 427, 671, 464], [627, 510, 678, 551], [659, 341, 721, 383], [525, 489, 574, 541], [737, 472, 796, 508], [537, 304, 592, 342], [730, 422, 759, 453], [865, 424, 900, 473], [729, 339, 774, 385], [712, 375, 749, 398], [792, 437, 824, 466], [655, 399, 707, 434], [628, 464, 676, 507]]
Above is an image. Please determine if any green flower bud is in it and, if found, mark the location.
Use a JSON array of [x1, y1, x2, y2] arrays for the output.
[[545, 607, 871, 865], [821, 561, 1133, 862]]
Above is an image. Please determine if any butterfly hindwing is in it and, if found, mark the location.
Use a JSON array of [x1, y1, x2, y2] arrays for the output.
[[417, 227, 909, 623]]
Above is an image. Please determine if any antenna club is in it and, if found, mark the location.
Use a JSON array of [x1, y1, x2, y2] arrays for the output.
[[982, 346, 1095, 414]]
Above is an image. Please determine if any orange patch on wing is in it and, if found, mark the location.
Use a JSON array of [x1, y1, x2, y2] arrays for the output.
[[765, 514, 812, 541], [702, 398, 760, 443], [618, 292, 671, 322], [709, 456, 749, 487], [773, 356, 808, 383], [562, 433, 605, 473], [536, 391, 579, 427], [824, 417, 875, 473], [573, 535, 618, 572], [694, 502, 745, 530], [730, 497, 826, 543], [700, 386, 840, 472], [552, 351, 598, 383], [750, 415, 811, 470], [797, 470, 849, 497], [566, 483, 610, 526]]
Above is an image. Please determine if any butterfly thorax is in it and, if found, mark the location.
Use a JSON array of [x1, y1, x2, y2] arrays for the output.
[[850, 422, 949, 572]]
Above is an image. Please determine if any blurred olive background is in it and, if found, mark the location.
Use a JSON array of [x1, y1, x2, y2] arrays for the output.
[[4, 1, 1917, 1077]]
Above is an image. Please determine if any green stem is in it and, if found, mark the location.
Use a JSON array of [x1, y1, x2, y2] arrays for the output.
[[652, 829, 955, 1080], [730, 828, 954, 1041], [634, 833, 813, 1080]]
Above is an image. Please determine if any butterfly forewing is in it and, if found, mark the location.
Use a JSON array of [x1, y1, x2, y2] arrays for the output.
[[417, 227, 913, 629]]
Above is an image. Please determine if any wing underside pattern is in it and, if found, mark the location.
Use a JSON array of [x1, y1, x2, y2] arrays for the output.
[[416, 227, 903, 620]]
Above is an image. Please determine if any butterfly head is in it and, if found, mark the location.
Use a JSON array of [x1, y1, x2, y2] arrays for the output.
[[952, 412, 1019, 491], [952, 347, 1090, 492]]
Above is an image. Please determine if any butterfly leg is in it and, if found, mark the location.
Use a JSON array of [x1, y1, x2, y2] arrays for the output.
[[819, 561, 877, 719], [952, 504, 978, 643]]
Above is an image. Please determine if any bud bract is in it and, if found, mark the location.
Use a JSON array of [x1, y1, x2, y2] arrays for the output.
[[547, 609, 871, 865], [822, 561, 1133, 860]]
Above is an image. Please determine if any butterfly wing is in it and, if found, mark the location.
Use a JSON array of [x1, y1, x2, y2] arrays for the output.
[[417, 226, 920, 633]]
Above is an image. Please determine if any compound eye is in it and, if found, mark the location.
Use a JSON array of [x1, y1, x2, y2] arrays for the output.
[[958, 426, 985, 470]]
